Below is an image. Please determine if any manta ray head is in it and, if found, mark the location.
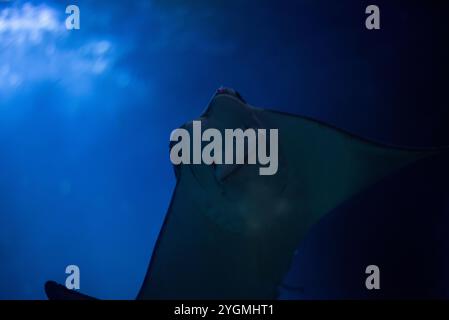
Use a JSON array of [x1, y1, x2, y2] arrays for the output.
[[171, 89, 290, 234]]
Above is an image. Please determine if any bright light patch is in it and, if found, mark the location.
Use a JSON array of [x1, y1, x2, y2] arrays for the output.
[[0, 3, 118, 95], [0, 3, 62, 38]]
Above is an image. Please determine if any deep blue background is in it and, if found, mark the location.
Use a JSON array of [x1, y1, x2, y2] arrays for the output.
[[0, 0, 448, 299]]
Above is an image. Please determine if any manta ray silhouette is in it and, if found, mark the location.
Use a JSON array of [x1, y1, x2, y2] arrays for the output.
[[45, 88, 444, 300]]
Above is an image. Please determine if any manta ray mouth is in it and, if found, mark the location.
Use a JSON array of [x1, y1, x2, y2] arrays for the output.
[[215, 86, 247, 104]]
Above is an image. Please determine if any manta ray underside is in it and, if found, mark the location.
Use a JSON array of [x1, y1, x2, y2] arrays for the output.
[[46, 88, 439, 300]]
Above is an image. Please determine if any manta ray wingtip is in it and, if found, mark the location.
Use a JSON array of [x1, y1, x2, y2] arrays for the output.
[[44, 281, 97, 300]]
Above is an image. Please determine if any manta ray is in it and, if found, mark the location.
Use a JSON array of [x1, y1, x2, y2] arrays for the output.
[[46, 87, 443, 300]]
